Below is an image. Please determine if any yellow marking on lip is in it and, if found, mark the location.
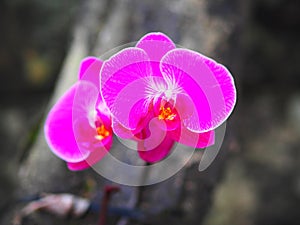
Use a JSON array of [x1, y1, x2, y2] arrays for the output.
[[158, 106, 176, 121], [95, 124, 110, 140]]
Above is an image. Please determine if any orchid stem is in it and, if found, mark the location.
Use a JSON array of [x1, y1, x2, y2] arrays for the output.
[[98, 185, 120, 225]]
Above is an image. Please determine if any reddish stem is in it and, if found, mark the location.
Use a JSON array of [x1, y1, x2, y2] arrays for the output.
[[98, 186, 120, 225]]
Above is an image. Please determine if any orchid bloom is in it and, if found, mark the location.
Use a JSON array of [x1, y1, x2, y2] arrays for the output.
[[45, 57, 112, 170], [100, 32, 236, 163]]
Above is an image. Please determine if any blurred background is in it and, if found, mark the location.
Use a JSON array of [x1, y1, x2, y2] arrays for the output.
[[0, 0, 300, 224]]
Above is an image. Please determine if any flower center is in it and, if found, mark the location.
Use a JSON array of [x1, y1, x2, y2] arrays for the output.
[[95, 124, 110, 141], [158, 105, 176, 121]]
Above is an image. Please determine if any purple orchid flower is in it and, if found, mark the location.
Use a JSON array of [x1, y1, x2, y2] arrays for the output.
[[45, 57, 112, 170], [100, 32, 236, 163]]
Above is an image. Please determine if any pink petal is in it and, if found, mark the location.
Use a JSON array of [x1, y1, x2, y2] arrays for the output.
[[136, 32, 176, 62], [72, 80, 99, 124], [112, 118, 135, 139], [44, 83, 89, 163], [111, 111, 155, 139], [79, 57, 97, 79], [136, 117, 175, 163], [96, 111, 112, 129], [79, 57, 103, 89], [138, 134, 175, 163], [72, 80, 112, 152], [67, 140, 112, 171], [73, 117, 112, 151], [100, 48, 152, 130], [170, 125, 215, 148], [160, 49, 236, 132], [96, 99, 111, 118], [203, 56, 237, 114], [173, 93, 195, 120]]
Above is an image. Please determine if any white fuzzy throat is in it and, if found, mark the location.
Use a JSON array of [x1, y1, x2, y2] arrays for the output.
[[144, 74, 182, 107]]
